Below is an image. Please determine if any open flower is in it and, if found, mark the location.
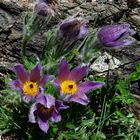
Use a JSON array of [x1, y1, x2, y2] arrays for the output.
[[29, 94, 67, 133], [34, 0, 59, 17], [57, 16, 88, 41], [54, 58, 104, 105], [10, 64, 52, 103], [97, 24, 135, 49]]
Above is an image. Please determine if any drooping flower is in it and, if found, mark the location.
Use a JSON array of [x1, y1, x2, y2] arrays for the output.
[[29, 94, 68, 133], [57, 16, 88, 41], [97, 23, 135, 49], [54, 58, 104, 105], [10, 64, 52, 103], [34, 0, 59, 17]]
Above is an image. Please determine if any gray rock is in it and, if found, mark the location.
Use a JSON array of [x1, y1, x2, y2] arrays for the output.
[[90, 52, 121, 73], [0, 0, 139, 70]]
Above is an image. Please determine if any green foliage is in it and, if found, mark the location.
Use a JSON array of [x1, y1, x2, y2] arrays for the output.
[[116, 80, 134, 104], [128, 61, 140, 81], [82, 30, 101, 62], [44, 80, 58, 98], [0, 71, 140, 140], [23, 56, 37, 70], [0, 107, 13, 134]]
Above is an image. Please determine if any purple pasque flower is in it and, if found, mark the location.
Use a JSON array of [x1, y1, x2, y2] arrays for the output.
[[54, 58, 104, 105], [10, 64, 52, 103], [29, 94, 68, 133], [97, 23, 135, 49], [57, 16, 88, 41], [34, 0, 59, 17]]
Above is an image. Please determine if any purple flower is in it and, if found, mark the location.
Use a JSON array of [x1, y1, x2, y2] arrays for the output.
[[10, 64, 52, 103], [57, 16, 88, 40], [29, 94, 68, 133], [97, 24, 135, 49], [54, 58, 104, 105], [34, 0, 59, 17]]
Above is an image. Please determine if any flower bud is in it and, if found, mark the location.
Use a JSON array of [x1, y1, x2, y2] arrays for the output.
[[97, 24, 135, 49], [34, 0, 59, 17], [57, 16, 88, 41]]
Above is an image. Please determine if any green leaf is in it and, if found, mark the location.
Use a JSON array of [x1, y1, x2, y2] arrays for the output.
[[81, 117, 95, 128], [116, 81, 134, 104], [128, 71, 140, 81], [115, 110, 125, 118], [66, 123, 75, 129], [136, 61, 140, 71], [116, 81, 129, 95], [23, 57, 36, 70], [91, 131, 106, 140], [44, 80, 58, 97]]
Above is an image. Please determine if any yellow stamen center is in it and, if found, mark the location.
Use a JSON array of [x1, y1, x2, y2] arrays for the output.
[[60, 80, 77, 94], [23, 81, 38, 96]]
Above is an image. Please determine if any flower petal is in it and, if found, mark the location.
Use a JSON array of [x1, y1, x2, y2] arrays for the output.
[[56, 58, 70, 83], [98, 24, 130, 43], [45, 94, 55, 108], [29, 103, 37, 123], [9, 80, 22, 91], [30, 64, 41, 82], [69, 93, 89, 105], [50, 109, 61, 122], [38, 118, 49, 133], [37, 94, 55, 108], [104, 39, 134, 48], [55, 100, 69, 110], [14, 64, 29, 83], [78, 24, 88, 39], [23, 95, 32, 103], [68, 65, 87, 82], [38, 110, 48, 122], [77, 81, 105, 94]]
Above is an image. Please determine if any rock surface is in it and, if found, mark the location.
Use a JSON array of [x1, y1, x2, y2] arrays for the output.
[[0, 0, 140, 96], [0, 0, 140, 68]]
